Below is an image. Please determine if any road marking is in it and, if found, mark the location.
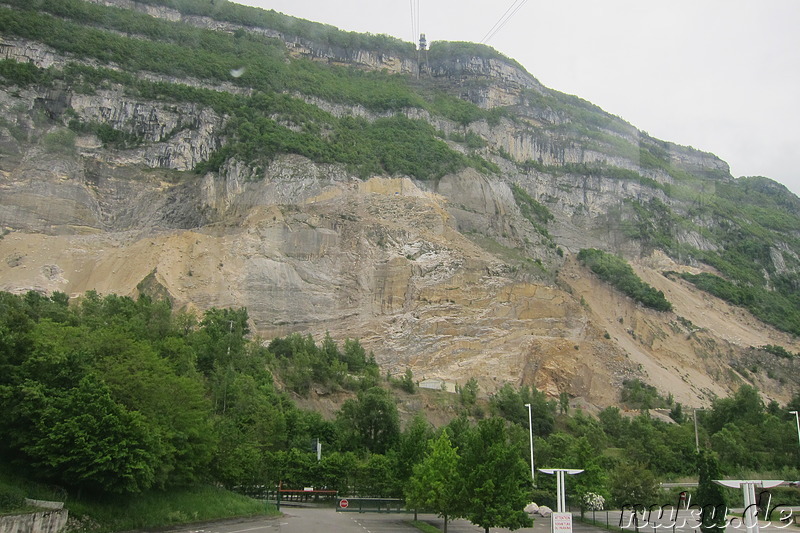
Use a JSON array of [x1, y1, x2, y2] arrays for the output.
[[227, 526, 273, 533]]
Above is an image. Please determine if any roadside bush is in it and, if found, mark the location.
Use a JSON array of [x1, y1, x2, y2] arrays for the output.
[[0, 483, 25, 512]]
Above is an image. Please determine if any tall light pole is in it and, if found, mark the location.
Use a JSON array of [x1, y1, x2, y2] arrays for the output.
[[525, 403, 535, 485], [790, 411, 800, 459]]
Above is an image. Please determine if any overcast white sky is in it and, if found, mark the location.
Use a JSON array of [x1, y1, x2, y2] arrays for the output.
[[235, 0, 800, 195]]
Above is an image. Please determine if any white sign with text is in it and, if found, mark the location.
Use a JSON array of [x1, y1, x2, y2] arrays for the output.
[[552, 512, 573, 533]]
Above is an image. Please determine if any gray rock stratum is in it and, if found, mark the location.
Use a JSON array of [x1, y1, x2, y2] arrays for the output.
[[0, 0, 797, 409]]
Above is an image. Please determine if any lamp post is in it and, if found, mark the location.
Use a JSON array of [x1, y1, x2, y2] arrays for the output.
[[715, 479, 783, 533], [525, 403, 535, 486], [539, 468, 584, 513], [790, 411, 800, 459]]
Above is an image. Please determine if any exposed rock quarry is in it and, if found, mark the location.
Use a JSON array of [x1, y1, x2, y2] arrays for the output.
[[0, 0, 797, 410]]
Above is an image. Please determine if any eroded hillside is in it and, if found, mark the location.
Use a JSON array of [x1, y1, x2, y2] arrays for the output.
[[0, 0, 798, 409]]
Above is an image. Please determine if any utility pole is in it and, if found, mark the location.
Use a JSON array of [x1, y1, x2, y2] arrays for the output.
[[524, 403, 535, 486], [417, 33, 427, 79], [693, 408, 706, 452]]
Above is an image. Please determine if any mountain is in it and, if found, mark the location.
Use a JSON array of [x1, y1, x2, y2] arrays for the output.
[[0, 0, 798, 409]]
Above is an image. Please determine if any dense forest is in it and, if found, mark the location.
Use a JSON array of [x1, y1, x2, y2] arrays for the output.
[[1, 291, 799, 519]]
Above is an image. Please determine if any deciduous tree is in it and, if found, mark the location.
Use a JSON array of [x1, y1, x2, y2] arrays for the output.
[[336, 387, 400, 454], [406, 432, 461, 533], [458, 418, 532, 533]]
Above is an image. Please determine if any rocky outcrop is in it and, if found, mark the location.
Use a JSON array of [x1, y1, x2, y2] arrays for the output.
[[0, 0, 793, 410], [70, 90, 224, 171], [0, 37, 70, 70], [2, 143, 796, 406]]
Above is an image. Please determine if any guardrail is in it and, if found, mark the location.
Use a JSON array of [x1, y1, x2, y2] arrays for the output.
[[335, 498, 408, 513]]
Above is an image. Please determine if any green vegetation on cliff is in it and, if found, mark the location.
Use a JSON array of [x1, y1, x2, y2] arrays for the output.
[[0, 1, 500, 180], [511, 183, 553, 238], [577, 248, 672, 311], [619, 176, 800, 336]]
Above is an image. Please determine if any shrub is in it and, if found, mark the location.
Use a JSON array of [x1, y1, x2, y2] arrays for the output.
[[0, 483, 25, 512], [577, 249, 672, 312], [41, 128, 76, 153]]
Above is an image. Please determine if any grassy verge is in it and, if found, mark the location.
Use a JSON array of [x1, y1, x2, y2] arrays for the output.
[[1, 468, 277, 533], [408, 520, 443, 532], [1, 506, 41, 517], [66, 485, 278, 533]]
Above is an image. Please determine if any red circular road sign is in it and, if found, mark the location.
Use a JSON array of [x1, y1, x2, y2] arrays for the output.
[[339, 499, 349, 509]]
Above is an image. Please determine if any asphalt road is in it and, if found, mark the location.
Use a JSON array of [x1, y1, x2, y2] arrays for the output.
[[160, 507, 541, 533], [158, 506, 800, 533]]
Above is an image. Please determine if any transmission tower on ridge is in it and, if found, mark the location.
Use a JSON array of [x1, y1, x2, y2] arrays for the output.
[[417, 33, 428, 78]]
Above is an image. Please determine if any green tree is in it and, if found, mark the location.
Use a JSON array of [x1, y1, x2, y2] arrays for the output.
[[316, 451, 360, 494], [359, 453, 399, 497], [598, 406, 628, 442], [609, 463, 658, 508], [194, 307, 250, 376], [395, 414, 435, 489], [559, 392, 570, 415], [336, 387, 400, 454], [707, 385, 764, 432], [399, 368, 416, 394], [695, 450, 727, 533], [406, 432, 461, 533], [458, 377, 479, 407], [21, 375, 159, 493], [491, 384, 555, 437], [210, 373, 288, 487], [342, 338, 367, 372], [96, 339, 216, 486], [458, 418, 533, 533]]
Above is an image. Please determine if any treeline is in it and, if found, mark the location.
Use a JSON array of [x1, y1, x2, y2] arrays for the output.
[[0, 291, 378, 493], [0, 3, 404, 109], [0, 57, 484, 180], [2, 290, 800, 515], [108, 0, 413, 57], [577, 248, 673, 311]]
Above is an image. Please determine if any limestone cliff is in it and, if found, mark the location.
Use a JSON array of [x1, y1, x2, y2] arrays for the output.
[[0, 0, 797, 409]]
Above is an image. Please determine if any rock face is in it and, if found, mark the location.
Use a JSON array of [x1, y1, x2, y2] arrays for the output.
[[0, 0, 797, 409]]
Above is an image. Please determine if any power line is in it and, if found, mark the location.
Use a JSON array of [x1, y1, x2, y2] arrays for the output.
[[482, 0, 527, 43], [417, 0, 421, 39], [409, 0, 416, 43], [480, 0, 528, 44], [409, 0, 420, 44]]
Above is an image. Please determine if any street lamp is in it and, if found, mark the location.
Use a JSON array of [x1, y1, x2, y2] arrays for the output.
[[524, 403, 535, 485], [790, 411, 800, 458], [539, 468, 584, 513]]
